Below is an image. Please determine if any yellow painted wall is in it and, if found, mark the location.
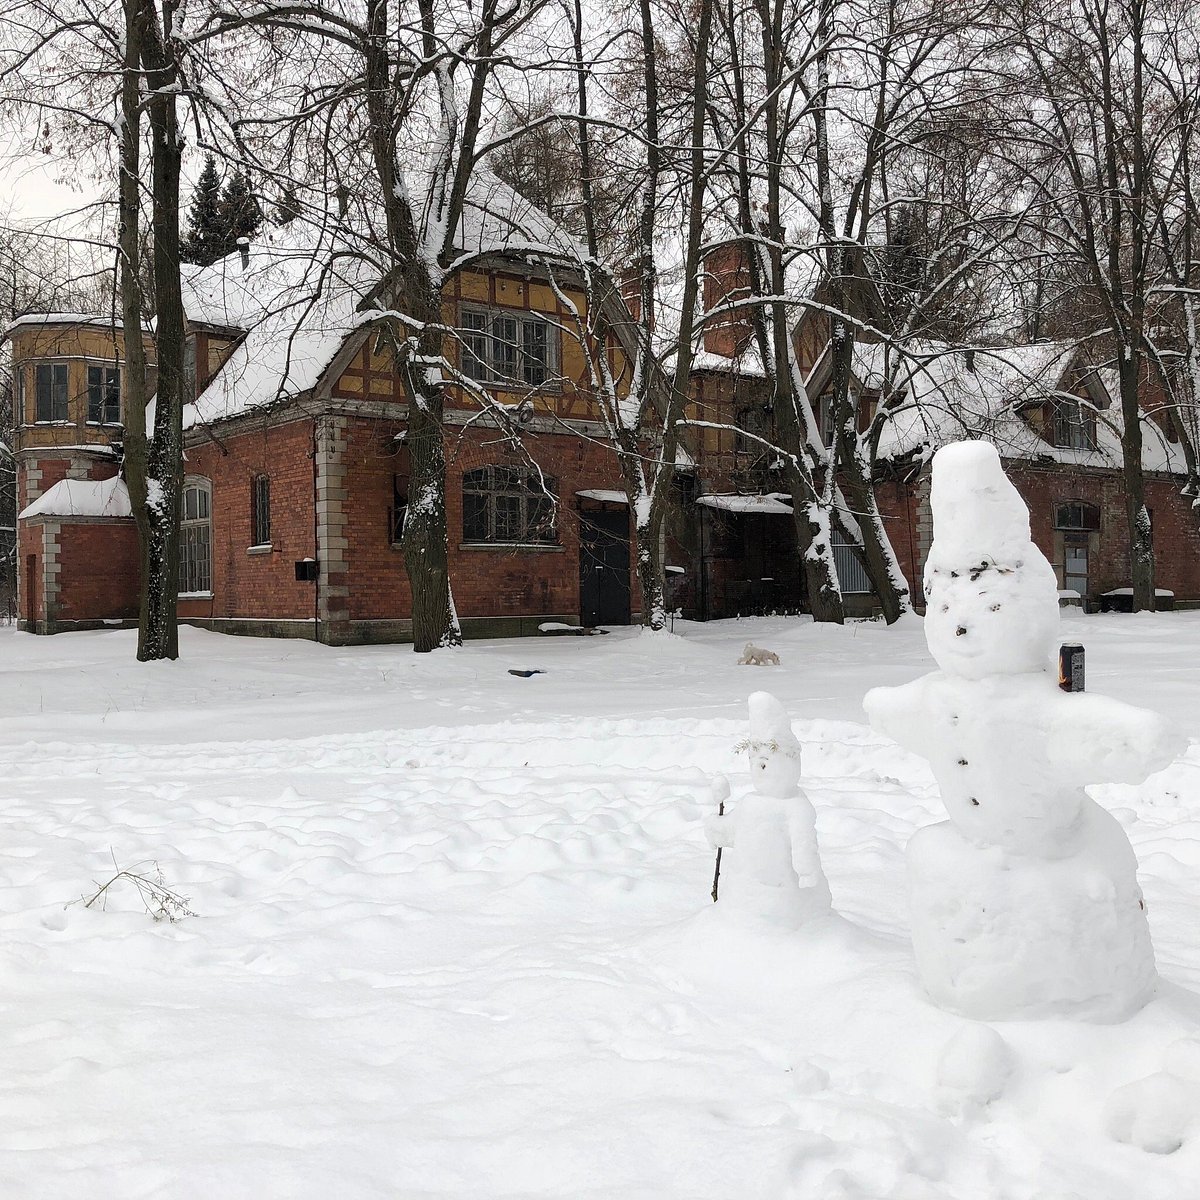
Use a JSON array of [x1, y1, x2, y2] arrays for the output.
[[10, 322, 157, 451]]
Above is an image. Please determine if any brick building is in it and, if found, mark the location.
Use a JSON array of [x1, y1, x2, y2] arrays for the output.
[[799, 334, 1200, 610], [9, 206, 1200, 642]]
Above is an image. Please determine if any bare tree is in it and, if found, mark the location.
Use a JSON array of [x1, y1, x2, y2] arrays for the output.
[[994, 0, 1200, 610]]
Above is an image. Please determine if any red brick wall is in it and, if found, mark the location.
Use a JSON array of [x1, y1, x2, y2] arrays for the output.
[[875, 478, 923, 595], [879, 462, 1200, 605], [55, 521, 139, 621], [18, 526, 42, 623], [338, 416, 632, 621], [184, 417, 318, 620]]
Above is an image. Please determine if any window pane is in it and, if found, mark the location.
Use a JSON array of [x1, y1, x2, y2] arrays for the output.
[[463, 491, 489, 542], [522, 320, 548, 386], [88, 365, 102, 423], [461, 310, 489, 380], [494, 493, 522, 540], [252, 476, 271, 545], [104, 368, 120, 423], [36, 364, 51, 422], [53, 364, 68, 422], [492, 315, 519, 381]]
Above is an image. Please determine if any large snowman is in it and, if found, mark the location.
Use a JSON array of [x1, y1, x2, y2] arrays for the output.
[[706, 691, 830, 926], [865, 441, 1180, 1021]]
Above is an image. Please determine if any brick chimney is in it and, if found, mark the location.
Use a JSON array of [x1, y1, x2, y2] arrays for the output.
[[703, 242, 753, 358]]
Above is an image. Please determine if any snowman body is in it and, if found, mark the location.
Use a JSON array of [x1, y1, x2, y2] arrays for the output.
[[865, 442, 1178, 1021], [708, 693, 831, 926]]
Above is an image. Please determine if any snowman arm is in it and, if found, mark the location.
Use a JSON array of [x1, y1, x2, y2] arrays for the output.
[[864, 680, 933, 756], [1046, 694, 1183, 783]]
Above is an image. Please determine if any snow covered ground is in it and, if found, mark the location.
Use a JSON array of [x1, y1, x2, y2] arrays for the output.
[[1, 611, 1199, 1198]]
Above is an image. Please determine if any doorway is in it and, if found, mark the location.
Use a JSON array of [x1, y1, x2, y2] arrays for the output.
[[578, 506, 631, 627], [1064, 536, 1089, 598]]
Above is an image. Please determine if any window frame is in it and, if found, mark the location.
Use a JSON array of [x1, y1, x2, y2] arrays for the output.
[[461, 465, 558, 546], [34, 361, 70, 424], [86, 363, 122, 425], [1052, 396, 1098, 451], [1054, 501, 1101, 532], [179, 478, 213, 596], [250, 474, 271, 548], [457, 305, 560, 390]]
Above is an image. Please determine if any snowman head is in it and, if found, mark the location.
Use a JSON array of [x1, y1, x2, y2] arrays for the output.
[[744, 692, 802, 797], [922, 441, 1060, 679]]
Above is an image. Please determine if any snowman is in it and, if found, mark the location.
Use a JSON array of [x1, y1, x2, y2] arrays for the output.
[[706, 691, 830, 926], [864, 441, 1179, 1021]]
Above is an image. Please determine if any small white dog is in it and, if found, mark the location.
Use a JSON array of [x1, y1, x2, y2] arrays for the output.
[[738, 642, 780, 666]]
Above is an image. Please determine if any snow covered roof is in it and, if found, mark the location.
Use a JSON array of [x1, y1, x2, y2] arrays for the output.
[[183, 176, 583, 430], [19, 476, 131, 520], [698, 492, 793, 515], [2, 313, 147, 341], [812, 340, 1189, 475]]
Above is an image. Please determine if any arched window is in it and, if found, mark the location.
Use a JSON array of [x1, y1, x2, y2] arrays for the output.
[[251, 474, 271, 547], [180, 478, 212, 595], [1054, 501, 1100, 531], [462, 466, 556, 544]]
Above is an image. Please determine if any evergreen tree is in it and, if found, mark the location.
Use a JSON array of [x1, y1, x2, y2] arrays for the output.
[[218, 170, 263, 255], [180, 154, 224, 266]]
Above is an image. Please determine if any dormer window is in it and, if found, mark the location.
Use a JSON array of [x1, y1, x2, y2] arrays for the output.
[[458, 306, 558, 389], [87, 365, 121, 424], [35, 363, 69, 423], [1052, 397, 1097, 450]]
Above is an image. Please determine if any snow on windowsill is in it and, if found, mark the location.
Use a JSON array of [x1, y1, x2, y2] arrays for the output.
[[1103, 588, 1174, 597], [246, 544, 274, 556], [178, 591, 214, 600]]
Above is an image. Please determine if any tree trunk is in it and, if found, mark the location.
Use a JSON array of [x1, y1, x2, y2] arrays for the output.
[[394, 259, 461, 652], [828, 326, 910, 623], [137, 0, 185, 660], [1119, 352, 1155, 611], [119, 0, 184, 662]]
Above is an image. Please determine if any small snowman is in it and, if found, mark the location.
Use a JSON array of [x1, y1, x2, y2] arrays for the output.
[[864, 441, 1180, 1021], [706, 691, 830, 926]]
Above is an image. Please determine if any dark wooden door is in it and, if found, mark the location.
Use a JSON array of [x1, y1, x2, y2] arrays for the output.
[[579, 508, 631, 627]]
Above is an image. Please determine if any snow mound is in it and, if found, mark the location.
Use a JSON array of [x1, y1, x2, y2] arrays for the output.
[[1104, 1072, 1199, 1154], [19, 476, 132, 520], [936, 1023, 1013, 1105]]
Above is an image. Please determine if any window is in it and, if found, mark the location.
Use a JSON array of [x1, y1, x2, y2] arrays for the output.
[[1052, 398, 1098, 450], [180, 479, 212, 594], [87, 364, 121, 424], [735, 404, 768, 456], [831, 528, 872, 594], [1054, 501, 1100, 531], [462, 466, 556, 544], [818, 393, 838, 446], [390, 475, 408, 544], [251, 475, 271, 547], [35, 363, 69, 423], [458, 307, 558, 387]]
